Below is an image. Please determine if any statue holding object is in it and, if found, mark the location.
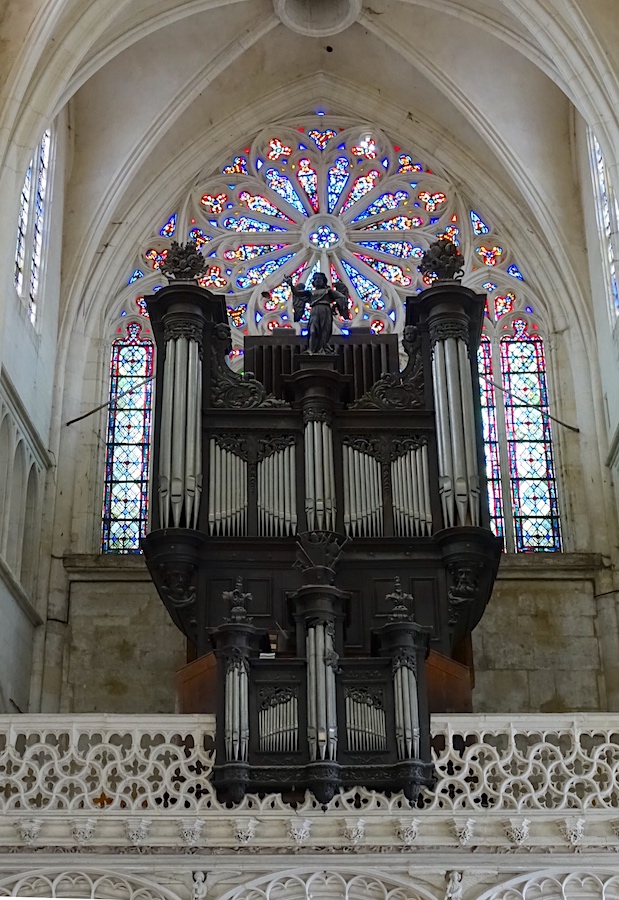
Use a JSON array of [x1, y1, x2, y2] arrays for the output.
[[285, 272, 351, 353]]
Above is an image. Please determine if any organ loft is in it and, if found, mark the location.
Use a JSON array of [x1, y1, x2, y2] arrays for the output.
[[142, 237, 502, 806]]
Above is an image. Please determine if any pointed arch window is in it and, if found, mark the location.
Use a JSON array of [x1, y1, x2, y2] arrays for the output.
[[478, 316, 561, 552], [106, 120, 564, 553], [14, 130, 51, 324], [589, 131, 619, 318], [102, 322, 154, 553]]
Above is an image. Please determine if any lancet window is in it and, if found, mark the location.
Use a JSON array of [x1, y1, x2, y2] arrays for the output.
[[478, 285, 561, 552], [101, 321, 154, 552], [589, 131, 619, 318], [14, 130, 51, 324], [104, 118, 563, 553]]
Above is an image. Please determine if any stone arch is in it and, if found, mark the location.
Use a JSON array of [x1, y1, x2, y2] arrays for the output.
[[217, 868, 439, 900], [474, 870, 619, 900], [0, 411, 13, 550], [0, 867, 183, 900], [5, 438, 27, 573], [20, 461, 40, 591]]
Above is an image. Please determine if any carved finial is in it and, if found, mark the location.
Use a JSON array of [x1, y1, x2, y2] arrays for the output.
[[223, 578, 252, 623], [418, 237, 464, 282], [161, 240, 207, 281], [386, 576, 415, 621]]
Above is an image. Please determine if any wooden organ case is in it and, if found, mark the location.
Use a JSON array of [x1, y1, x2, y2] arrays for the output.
[[142, 277, 502, 806]]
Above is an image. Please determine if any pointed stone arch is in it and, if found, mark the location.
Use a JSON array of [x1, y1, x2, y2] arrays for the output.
[[217, 868, 439, 900], [0, 867, 183, 900]]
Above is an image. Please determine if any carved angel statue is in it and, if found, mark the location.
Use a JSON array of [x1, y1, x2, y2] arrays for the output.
[[285, 271, 351, 353], [418, 237, 464, 282]]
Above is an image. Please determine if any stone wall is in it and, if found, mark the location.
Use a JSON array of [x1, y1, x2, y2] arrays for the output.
[[61, 553, 613, 715], [62, 555, 185, 713], [472, 553, 607, 713]]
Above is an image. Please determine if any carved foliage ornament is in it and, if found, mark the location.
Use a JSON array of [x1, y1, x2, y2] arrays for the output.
[[161, 240, 208, 281], [429, 319, 470, 347], [256, 434, 295, 461], [418, 237, 464, 281], [163, 319, 204, 349], [260, 686, 297, 709], [210, 323, 287, 409], [294, 530, 348, 573], [351, 325, 424, 410]]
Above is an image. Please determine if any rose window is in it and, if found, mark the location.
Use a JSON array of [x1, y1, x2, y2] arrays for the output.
[[112, 119, 561, 554], [130, 121, 529, 360]]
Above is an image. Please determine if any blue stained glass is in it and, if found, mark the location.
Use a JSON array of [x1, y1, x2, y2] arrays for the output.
[[188, 228, 211, 249], [102, 323, 154, 553], [223, 216, 286, 233], [327, 157, 349, 212], [265, 168, 308, 215], [340, 170, 381, 213], [355, 240, 422, 259], [358, 215, 423, 231], [351, 191, 408, 221], [507, 264, 525, 280], [340, 259, 384, 308], [159, 213, 177, 237], [477, 336, 504, 538], [223, 243, 288, 261], [236, 253, 295, 288], [309, 224, 339, 248], [352, 252, 412, 286], [470, 210, 490, 235], [308, 129, 337, 150], [500, 319, 560, 552], [128, 269, 144, 284], [296, 158, 319, 212], [238, 190, 293, 220]]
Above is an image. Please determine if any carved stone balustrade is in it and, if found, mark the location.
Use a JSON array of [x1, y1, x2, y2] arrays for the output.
[[1, 713, 619, 857]]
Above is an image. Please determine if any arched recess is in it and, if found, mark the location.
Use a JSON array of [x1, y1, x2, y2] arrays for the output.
[[218, 868, 439, 900], [5, 439, 27, 574], [0, 412, 13, 552], [475, 869, 619, 900], [0, 867, 183, 900], [20, 462, 40, 591]]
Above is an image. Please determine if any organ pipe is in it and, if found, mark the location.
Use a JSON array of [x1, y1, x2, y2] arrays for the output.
[[306, 622, 338, 762], [158, 333, 203, 529], [390, 445, 432, 537], [432, 334, 480, 528]]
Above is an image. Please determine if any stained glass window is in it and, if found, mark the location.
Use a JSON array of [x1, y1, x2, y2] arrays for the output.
[[14, 129, 51, 323], [102, 322, 154, 553], [589, 131, 619, 316], [117, 121, 561, 551], [478, 314, 561, 552]]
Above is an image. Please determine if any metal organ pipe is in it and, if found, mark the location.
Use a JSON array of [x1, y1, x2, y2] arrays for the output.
[[208, 440, 248, 536], [432, 332, 480, 528], [432, 341, 455, 528], [306, 622, 338, 762], [444, 337, 468, 525], [224, 658, 249, 763], [158, 340, 175, 528]]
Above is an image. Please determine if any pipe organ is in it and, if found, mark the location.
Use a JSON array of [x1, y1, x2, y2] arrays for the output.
[[143, 259, 502, 806]]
